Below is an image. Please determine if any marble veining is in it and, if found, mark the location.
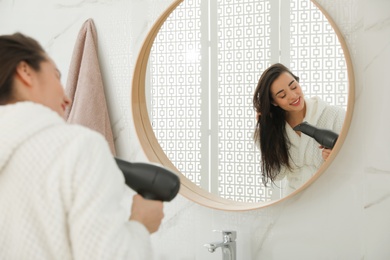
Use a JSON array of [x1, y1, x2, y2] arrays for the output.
[[111, 115, 126, 143], [54, 0, 113, 9], [365, 193, 390, 209], [364, 43, 390, 71], [44, 18, 81, 49], [365, 16, 390, 31]]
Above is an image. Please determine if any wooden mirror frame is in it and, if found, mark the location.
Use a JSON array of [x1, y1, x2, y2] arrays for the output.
[[132, 0, 355, 211]]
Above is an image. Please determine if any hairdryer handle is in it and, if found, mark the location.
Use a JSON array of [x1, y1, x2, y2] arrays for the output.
[[140, 192, 161, 200]]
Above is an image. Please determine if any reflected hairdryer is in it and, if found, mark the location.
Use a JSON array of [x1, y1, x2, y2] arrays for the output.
[[114, 157, 180, 202], [293, 121, 339, 149]]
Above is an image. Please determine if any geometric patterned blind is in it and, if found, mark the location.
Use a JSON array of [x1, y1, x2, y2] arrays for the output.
[[148, 0, 348, 202], [216, 1, 271, 202], [289, 0, 348, 108], [150, 0, 202, 187]]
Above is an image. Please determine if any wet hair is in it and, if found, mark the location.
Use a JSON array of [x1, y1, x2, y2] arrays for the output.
[[253, 63, 300, 185], [0, 33, 46, 105]]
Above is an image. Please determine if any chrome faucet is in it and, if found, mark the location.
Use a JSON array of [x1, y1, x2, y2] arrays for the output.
[[204, 230, 236, 260]]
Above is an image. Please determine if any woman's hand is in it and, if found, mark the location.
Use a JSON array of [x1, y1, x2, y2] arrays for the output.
[[129, 194, 164, 234], [320, 145, 332, 160], [256, 112, 261, 121]]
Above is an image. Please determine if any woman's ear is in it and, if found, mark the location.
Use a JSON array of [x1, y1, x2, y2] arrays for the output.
[[15, 61, 34, 87]]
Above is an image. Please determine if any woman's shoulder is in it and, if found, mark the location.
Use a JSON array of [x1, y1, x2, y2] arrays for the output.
[[306, 96, 345, 115], [49, 123, 108, 148], [305, 96, 328, 107], [312, 98, 346, 132], [317, 99, 346, 117], [30, 123, 113, 170]]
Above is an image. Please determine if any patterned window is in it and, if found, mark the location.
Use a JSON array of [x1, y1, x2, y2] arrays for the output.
[[146, 0, 348, 202]]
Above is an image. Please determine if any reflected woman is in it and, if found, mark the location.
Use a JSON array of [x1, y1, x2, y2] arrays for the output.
[[253, 63, 345, 195]]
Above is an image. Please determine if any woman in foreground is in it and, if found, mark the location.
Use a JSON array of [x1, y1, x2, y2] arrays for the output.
[[0, 32, 163, 259]]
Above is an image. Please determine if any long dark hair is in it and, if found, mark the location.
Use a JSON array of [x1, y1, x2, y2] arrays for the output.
[[0, 33, 46, 104], [253, 63, 300, 185]]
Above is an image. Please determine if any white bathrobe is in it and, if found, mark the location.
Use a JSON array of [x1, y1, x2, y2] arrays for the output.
[[0, 102, 151, 260], [276, 96, 345, 195]]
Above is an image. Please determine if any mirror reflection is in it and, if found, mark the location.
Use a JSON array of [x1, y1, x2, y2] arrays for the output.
[[145, 0, 349, 202], [253, 63, 346, 197]]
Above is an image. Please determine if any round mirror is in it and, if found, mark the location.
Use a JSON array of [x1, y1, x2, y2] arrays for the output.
[[132, 0, 354, 210]]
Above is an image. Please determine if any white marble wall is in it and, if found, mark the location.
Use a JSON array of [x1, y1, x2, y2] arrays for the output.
[[1, 0, 389, 259]]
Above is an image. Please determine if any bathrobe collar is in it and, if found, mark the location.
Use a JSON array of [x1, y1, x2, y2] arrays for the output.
[[0, 102, 64, 171]]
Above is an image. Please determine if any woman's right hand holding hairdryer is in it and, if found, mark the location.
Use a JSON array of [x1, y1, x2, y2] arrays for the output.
[[319, 145, 332, 160], [129, 194, 164, 234]]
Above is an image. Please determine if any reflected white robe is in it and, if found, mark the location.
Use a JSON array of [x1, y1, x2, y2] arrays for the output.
[[276, 96, 345, 195], [0, 102, 151, 260]]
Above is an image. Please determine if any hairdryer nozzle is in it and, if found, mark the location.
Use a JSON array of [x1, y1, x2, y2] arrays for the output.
[[115, 157, 180, 202], [293, 121, 339, 149]]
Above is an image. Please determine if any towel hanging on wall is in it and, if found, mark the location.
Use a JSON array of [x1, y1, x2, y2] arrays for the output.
[[64, 18, 116, 155]]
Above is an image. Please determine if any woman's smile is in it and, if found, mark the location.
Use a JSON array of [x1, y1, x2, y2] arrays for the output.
[[290, 97, 301, 106]]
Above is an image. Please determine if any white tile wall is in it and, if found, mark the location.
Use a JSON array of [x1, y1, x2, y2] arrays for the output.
[[1, 0, 389, 258]]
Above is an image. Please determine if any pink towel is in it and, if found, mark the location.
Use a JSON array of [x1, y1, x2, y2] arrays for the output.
[[64, 18, 116, 155]]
